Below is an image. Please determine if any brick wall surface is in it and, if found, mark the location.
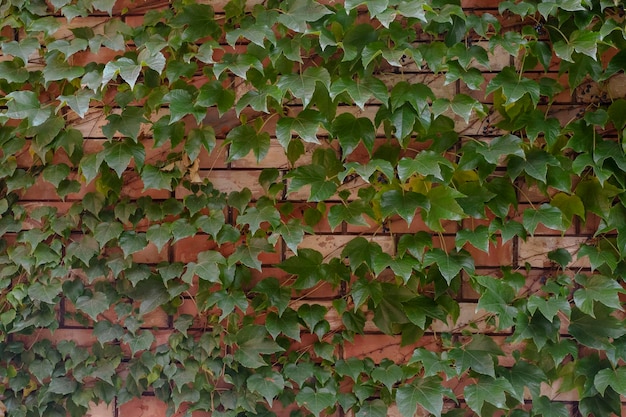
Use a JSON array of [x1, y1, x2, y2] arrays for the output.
[[3, 0, 625, 416]]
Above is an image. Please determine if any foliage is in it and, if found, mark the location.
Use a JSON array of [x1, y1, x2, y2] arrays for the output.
[[1, 0, 626, 416]]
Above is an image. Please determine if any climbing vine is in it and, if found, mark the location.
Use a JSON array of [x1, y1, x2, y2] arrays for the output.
[[1, 0, 626, 416]]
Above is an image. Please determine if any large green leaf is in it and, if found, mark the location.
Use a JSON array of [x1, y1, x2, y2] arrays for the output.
[[486, 66, 540, 106], [464, 376, 512, 414], [380, 190, 429, 225], [332, 113, 376, 156], [234, 325, 284, 369], [448, 335, 502, 377], [247, 370, 285, 407], [5, 91, 51, 126], [396, 376, 451, 417], [295, 387, 336, 417], [226, 124, 271, 163], [277, 67, 331, 108]]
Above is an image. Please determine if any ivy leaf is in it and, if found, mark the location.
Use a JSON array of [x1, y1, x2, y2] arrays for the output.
[[379, 190, 429, 225], [119, 231, 148, 257], [226, 124, 271, 163], [594, 367, 626, 396], [423, 186, 466, 231], [237, 205, 281, 234], [390, 105, 416, 143], [58, 89, 93, 118], [123, 330, 154, 356], [464, 376, 512, 413], [141, 165, 175, 191], [295, 387, 336, 417], [48, 377, 78, 395], [276, 219, 310, 253], [146, 224, 171, 253], [5, 91, 51, 126], [277, 0, 332, 33], [531, 395, 569, 417], [278, 249, 325, 289], [0, 61, 30, 83], [568, 306, 626, 350], [197, 81, 235, 116], [550, 193, 584, 229], [75, 292, 110, 321], [523, 204, 564, 235], [2, 37, 40, 63], [449, 335, 502, 377], [170, 3, 219, 41], [573, 274, 623, 316], [228, 238, 273, 271], [474, 134, 524, 165], [553, 30, 598, 62], [277, 67, 331, 108], [265, 309, 301, 341], [423, 248, 474, 284], [276, 110, 323, 148], [450, 94, 485, 123], [342, 237, 386, 273], [330, 76, 388, 110], [186, 126, 216, 162], [103, 139, 144, 178], [164, 89, 206, 124], [371, 363, 403, 391], [206, 289, 248, 321], [93, 222, 124, 247], [486, 67, 540, 106], [287, 165, 337, 201], [396, 376, 450, 417], [356, 399, 387, 417], [576, 245, 618, 272], [332, 113, 376, 157], [234, 325, 284, 369], [102, 107, 146, 141], [247, 371, 285, 407], [398, 151, 454, 182]]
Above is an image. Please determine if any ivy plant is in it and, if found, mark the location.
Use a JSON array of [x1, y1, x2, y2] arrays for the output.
[[1, 0, 626, 416]]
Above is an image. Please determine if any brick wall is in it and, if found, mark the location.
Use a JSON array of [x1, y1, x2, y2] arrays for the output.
[[3, 0, 626, 416]]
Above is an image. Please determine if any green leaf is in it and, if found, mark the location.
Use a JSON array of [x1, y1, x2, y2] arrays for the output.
[[102, 107, 146, 141], [5, 91, 51, 126], [170, 3, 219, 41], [75, 292, 110, 321], [287, 165, 337, 201], [449, 335, 502, 377], [379, 190, 429, 225], [296, 387, 336, 417], [228, 238, 273, 271], [522, 204, 564, 235], [450, 94, 485, 123], [226, 124, 271, 163], [332, 113, 376, 157], [146, 224, 171, 252], [594, 367, 626, 396], [424, 249, 474, 285], [573, 274, 623, 316], [474, 134, 524, 166], [531, 395, 569, 417], [330, 76, 388, 110], [0, 61, 30, 83], [237, 205, 281, 234], [464, 376, 512, 413], [58, 89, 93, 118], [277, 0, 332, 33], [103, 139, 144, 178], [396, 376, 450, 417], [277, 67, 331, 108], [123, 329, 154, 355], [398, 151, 454, 182], [234, 325, 284, 369], [568, 306, 626, 350], [247, 371, 285, 407], [550, 193, 584, 229], [486, 67, 540, 106], [342, 237, 386, 273], [553, 30, 598, 62], [2, 37, 40, 63], [119, 231, 148, 257], [278, 249, 325, 289], [390, 105, 416, 143], [423, 186, 466, 231], [49, 377, 78, 395], [276, 110, 322, 148], [356, 399, 387, 417], [164, 89, 206, 124], [265, 309, 301, 341]]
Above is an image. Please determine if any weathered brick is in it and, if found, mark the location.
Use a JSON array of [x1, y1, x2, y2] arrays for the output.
[[518, 236, 589, 269]]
